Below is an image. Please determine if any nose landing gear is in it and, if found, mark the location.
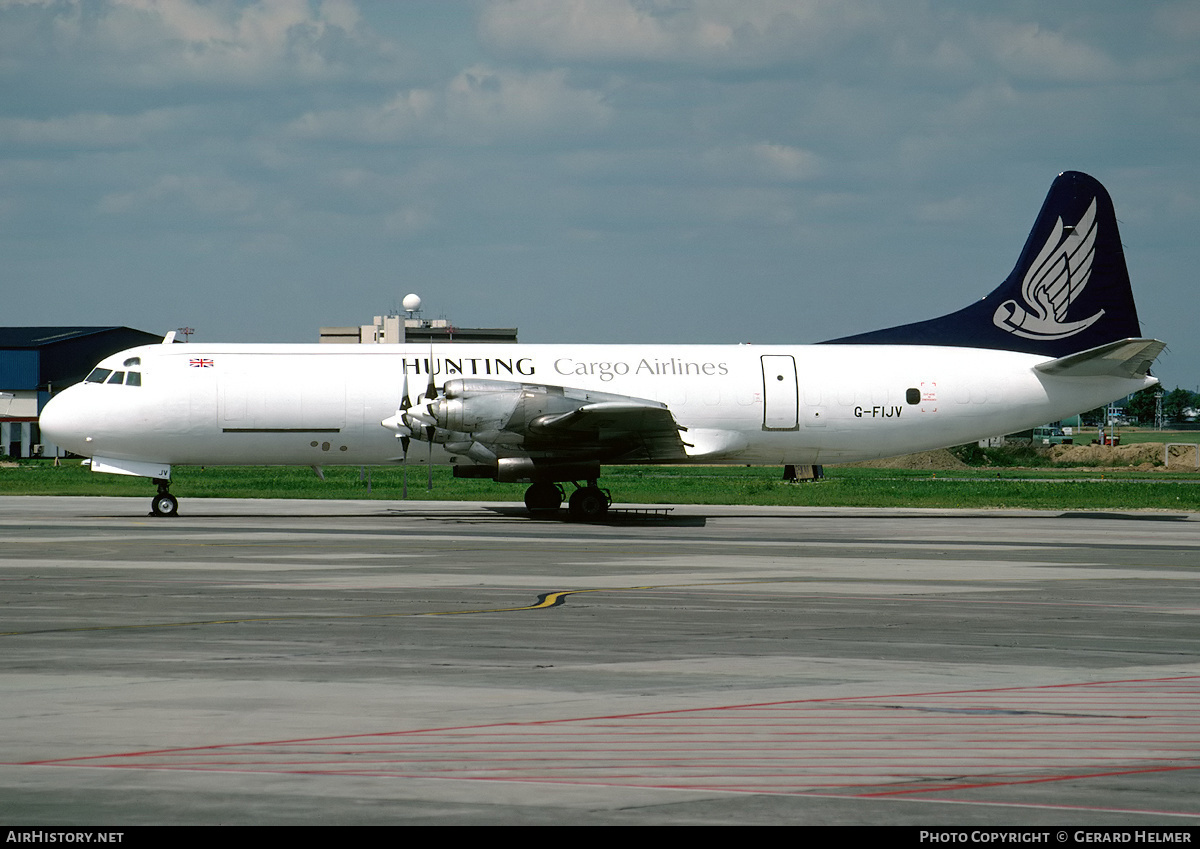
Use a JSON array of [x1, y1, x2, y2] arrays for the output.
[[150, 479, 179, 517]]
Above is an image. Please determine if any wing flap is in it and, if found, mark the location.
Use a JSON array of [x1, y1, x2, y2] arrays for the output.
[[532, 401, 671, 432], [530, 401, 688, 460], [1033, 337, 1165, 379]]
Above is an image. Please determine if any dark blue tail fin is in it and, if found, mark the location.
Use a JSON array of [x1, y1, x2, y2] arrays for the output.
[[822, 171, 1144, 357]]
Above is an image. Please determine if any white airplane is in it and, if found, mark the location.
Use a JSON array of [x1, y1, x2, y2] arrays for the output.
[[41, 171, 1164, 520]]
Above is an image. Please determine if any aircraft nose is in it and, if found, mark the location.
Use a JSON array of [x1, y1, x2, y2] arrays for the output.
[[40, 388, 90, 455]]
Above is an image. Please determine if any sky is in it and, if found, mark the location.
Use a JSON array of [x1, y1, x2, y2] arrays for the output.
[[3, 0, 1198, 389]]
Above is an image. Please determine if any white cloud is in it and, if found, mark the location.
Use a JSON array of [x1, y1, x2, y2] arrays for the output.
[[444, 65, 611, 141], [972, 18, 1117, 83], [480, 0, 689, 62], [694, 143, 822, 183], [290, 65, 611, 145], [98, 172, 258, 217], [911, 194, 977, 224], [745, 143, 821, 181], [477, 0, 1169, 101], [1154, 1, 1200, 40], [478, 0, 883, 67], [288, 88, 435, 143], [30, 0, 370, 87], [383, 205, 434, 235], [0, 107, 196, 147]]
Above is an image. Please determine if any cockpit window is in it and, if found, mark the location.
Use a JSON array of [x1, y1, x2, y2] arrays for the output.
[[84, 367, 141, 386], [123, 357, 141, 367]]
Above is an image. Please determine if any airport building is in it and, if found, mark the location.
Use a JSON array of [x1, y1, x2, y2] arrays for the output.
[[0, 326, 163, 458], [320, 315, 518, 345], [320, 297, 517, 345]]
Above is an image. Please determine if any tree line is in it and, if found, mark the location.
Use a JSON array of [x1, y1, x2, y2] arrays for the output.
[[1120, 386, 1199, 425]]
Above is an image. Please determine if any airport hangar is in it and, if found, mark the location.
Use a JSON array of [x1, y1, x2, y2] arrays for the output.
[[0, 326, 163, 459]]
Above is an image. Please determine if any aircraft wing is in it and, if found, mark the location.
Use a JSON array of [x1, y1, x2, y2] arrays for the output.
[[1033, 338, 1165, 379], [529, 400, 689, 460]]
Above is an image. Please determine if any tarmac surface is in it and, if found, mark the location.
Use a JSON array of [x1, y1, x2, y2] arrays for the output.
[[1, 495, 1199, 826]]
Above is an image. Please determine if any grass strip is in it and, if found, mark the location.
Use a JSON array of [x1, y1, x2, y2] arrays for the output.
[[3, 460, 1198, 512]]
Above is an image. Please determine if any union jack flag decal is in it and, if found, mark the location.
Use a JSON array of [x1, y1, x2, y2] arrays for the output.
[[189, 358, 214, 368]]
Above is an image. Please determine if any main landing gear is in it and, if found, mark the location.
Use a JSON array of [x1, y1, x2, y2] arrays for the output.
[[522, 480, 611, 521], [524, 481, 564, 514], [150, 478, 179, 517], [568, 483, 610, 521]]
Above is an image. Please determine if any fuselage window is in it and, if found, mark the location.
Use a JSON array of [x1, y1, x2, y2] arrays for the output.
[[107, 371, 125, 384], [906, 387, 920, 405], [123, 357, 141, 368], [86, 368, 113, 383], [126, 372, 141, 386]]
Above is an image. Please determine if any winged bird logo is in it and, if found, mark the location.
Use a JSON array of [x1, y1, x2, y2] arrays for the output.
[[993, 197, 1104, 340]]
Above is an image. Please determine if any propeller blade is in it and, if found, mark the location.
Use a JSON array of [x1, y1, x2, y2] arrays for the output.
[[425, 341, 437, 401], [425, 340, 436, 492], [398, 366, 412, 498], [399, 369, 413, 418], [382, 366, 415, 435], [426, 425, 435, 491]]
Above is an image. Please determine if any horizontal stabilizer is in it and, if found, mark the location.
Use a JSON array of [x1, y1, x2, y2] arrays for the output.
[[1033, 338, 1165, 379]]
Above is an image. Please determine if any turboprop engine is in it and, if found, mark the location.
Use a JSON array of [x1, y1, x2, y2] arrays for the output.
[[379, 373, 685, 483], [406, 379, 528, 435], [400, 379, 650, 441], [380, 377, 678, 468]]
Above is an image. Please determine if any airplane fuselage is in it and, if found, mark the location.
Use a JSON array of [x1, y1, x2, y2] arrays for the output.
[[35, 172, 1166, 519], [44, 340, 1155, 474]]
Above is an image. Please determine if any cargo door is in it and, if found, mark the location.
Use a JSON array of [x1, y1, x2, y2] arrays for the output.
[[761, 355, 799, 431]]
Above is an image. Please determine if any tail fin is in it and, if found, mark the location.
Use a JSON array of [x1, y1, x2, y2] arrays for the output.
[[822, 171, 1144, 357]]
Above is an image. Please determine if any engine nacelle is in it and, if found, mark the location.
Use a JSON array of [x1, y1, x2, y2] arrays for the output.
[[496, 457, 601, 484], [431, 380, 525, 433], [419, 380, 640, 438]]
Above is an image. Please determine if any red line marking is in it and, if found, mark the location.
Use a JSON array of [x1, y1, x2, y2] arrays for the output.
[[27, 672, 1200, 766], [15, 672, 1200, 816], [857, 763, 1200, 797]]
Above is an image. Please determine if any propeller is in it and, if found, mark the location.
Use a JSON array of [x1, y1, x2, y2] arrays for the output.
[[399, 370, 412, 499], [380, 370, 414, 438], [380, 345, 443, 493], [381, 370, 416, 497], [424, 342, 436, 491]]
